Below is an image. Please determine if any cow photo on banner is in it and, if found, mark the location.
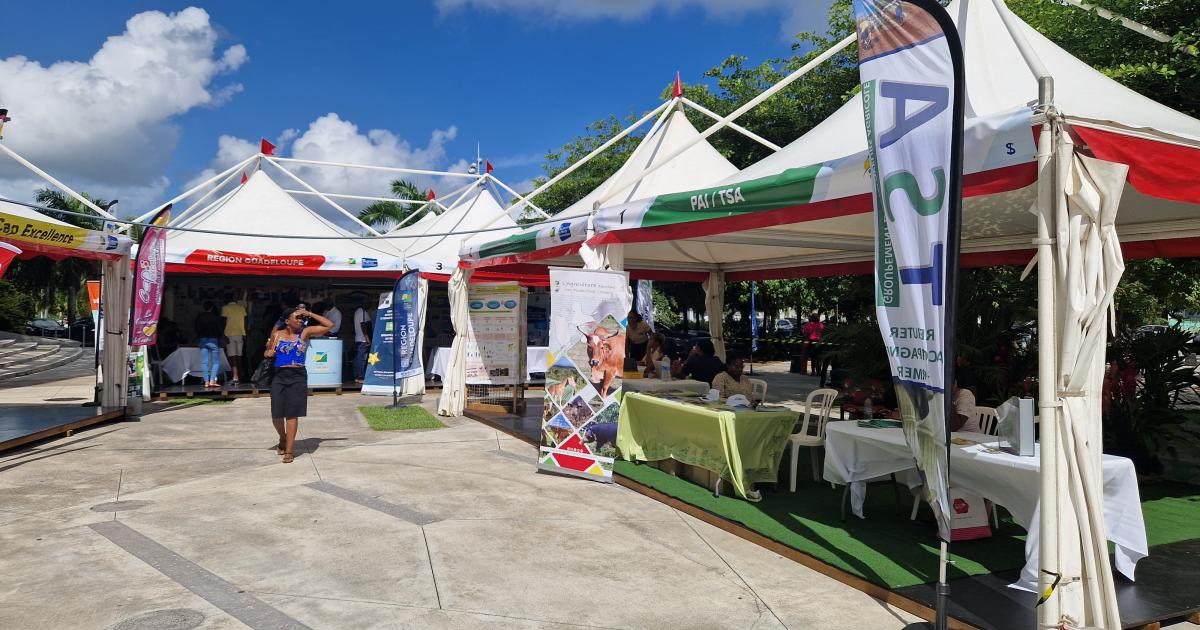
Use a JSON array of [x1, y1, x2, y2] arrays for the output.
[[854, 0, 964, 626], [540, 268, 631, 482]]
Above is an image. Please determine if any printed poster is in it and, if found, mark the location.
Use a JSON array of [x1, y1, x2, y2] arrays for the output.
[[465, 283, 526, 385], [539, 268, 631, 482]]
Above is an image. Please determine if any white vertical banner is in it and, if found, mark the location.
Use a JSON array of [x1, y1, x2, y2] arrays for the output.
[[540, 268, 631, 482], [636, 280, 654, 330], [855, 0, 965, 543]]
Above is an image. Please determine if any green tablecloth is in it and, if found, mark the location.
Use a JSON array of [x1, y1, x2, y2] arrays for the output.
[[616, 392, 798, 499]]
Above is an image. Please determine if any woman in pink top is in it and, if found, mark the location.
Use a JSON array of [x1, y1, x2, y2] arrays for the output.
[[800, 314, 824, 376]]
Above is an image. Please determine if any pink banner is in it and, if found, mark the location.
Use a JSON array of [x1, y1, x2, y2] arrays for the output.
[[130, 206, 171, 347]]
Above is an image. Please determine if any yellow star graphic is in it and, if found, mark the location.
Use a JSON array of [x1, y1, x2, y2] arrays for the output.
[[367, 352, 381, 366]]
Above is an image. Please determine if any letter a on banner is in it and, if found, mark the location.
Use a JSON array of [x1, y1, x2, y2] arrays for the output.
[[855, 0, 965, 561], [539, 268, 631, 482]]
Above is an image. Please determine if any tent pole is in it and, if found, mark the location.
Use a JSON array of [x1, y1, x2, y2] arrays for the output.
[[268, 156, 480, 180], [1035, 114, 1061, 627], [679, 97, 781, 151], [125, 154, 258, 229], [168, 162, 251, 227], [586, 99, 679, 210], [594, 33, 856, 208], [261, 157, 383, 236], [0, 143, 117, 220], [168, 186, 239, 230], [506, 99, 674, 216], [485, 173, 549, 218]]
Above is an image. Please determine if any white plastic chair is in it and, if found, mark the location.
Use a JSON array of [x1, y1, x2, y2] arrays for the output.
[[750, 378, 768, 403], [787, 388, 839, 491], [974, 406, 999, 435]]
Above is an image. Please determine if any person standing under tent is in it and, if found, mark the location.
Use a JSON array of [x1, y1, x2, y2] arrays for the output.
[[194, 301, 224, 389], [221, 291, 248, 384], [265, 307, 332, 463], [352, 304, 373, 384], [323, 299, 342, 336], [800, 313, 824, 376], [626, 310, 652, 361]]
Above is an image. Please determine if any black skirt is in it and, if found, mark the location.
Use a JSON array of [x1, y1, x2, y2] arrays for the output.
[[270, 367, 308, 418]]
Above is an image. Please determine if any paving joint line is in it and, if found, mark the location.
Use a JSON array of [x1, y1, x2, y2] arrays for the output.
[[674, 508, 788, 629], [113, 469, 123, 521], [302, 480, 438, 525], [88, 520, 312, 630], [421, 527, 443, 610]]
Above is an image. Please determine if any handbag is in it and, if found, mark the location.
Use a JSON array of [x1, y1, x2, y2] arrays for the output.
[[252, 359, 275, 389]]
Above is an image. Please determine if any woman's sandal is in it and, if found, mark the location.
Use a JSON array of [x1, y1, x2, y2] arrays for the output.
[[282, 452, 294, 463], [273, 441, 285, 455]]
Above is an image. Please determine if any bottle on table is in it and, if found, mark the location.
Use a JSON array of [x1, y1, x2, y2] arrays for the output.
[[864, 397, 873, 420], [660, 358, 672, 381]]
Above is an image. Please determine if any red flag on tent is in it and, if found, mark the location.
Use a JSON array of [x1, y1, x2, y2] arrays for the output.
[[240, 171, 248, 185], [426, 189, 436, 201], [672, 71, 683, 98], [0, 242, 22, 278], [260, 139, 276, 156], [485, 160, 494, 174]]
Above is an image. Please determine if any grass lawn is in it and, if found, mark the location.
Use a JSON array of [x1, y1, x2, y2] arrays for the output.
[[359, 405, 446, 431], [614, 453, 1200, 590]]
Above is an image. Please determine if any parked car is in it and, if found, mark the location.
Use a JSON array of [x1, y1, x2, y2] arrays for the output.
[[25, 318, 67, 338], [69, 319, 96, 346], [1136, 324, 1170, 337], [775, 318, 795, 334]]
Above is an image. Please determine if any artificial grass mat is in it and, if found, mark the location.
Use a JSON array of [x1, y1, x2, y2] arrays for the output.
[[359, 405, 446, 431], [613, 455, 1200, 590]]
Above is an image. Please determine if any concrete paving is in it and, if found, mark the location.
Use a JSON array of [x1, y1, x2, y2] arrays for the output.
[[0, 389, 935, 630]]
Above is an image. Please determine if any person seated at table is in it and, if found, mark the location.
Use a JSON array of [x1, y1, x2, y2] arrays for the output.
[[626, 310, 652, 361], [639, 332, 666, 377], [671, 338, 725, 385], [952, 373, 980, 433], [711, 350, 754, 400]]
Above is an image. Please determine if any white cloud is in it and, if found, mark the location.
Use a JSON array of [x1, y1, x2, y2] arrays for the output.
[[183, 113, 475, 230], [0, 7, 246, 213], [434, 0, 832, 36]]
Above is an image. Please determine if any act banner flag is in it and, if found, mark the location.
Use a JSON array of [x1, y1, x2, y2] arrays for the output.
[[130, 205, 171, 347], [362, 270, 423, 395], [855, 0, 965, 542], [540, 268, 630, 482]]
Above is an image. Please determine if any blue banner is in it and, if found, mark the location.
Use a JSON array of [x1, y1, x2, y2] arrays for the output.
[[750, 281, 758, 353], [363, 270, 423, 395]]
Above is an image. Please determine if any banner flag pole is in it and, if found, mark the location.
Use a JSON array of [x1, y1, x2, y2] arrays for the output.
[[850, 1, 966, 628]]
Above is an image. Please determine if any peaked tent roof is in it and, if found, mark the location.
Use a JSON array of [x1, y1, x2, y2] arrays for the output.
[[462, 107, 738, 264], [164, 170, 409, 276], [464, 0, 1200, 279], [386, 183, 518, 276], [0, 199, 132, 260]]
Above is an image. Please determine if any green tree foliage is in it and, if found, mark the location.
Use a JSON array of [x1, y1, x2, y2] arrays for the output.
[[1114, 258, 1200, 325], [358, 179, 438, 230], [1009, 0, 1199, 117], [650, 289, 682, 329], [0, 279, 35, 333]]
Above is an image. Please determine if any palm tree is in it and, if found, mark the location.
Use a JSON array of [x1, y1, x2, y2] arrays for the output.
[[358, 178, 439, 230], [33, 189, 110, 326]]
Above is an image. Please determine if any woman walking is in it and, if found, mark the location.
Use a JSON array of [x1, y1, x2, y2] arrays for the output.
[[264, 307, 332, 463]]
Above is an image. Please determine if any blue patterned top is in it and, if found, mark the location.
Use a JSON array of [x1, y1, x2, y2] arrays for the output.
[[273, 335, 306, 368]]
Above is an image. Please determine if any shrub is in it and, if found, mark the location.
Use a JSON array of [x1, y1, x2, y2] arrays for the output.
[[0, 280, 35, 333]]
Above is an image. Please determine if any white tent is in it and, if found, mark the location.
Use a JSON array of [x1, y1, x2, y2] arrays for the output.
[[462, 0, 1200, 624], [387, 183, 518, 278], [439, 102, 741, 416], [164, 170, 408, 275]]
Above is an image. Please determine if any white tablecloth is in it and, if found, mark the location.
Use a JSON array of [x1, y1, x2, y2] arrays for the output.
[[428, 346, 548, 381], [822, 422, 1147, 591], [622, 378, 711, 394], [160, 347, 231, 383]]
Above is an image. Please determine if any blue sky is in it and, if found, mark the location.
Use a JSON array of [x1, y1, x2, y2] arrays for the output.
[[0, 1, 834, 216]]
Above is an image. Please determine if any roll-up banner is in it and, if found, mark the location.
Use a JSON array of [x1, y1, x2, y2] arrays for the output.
[[362, 270, 423, 395], [130, 205, 171, 347], [539, 268, 631, 482]]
